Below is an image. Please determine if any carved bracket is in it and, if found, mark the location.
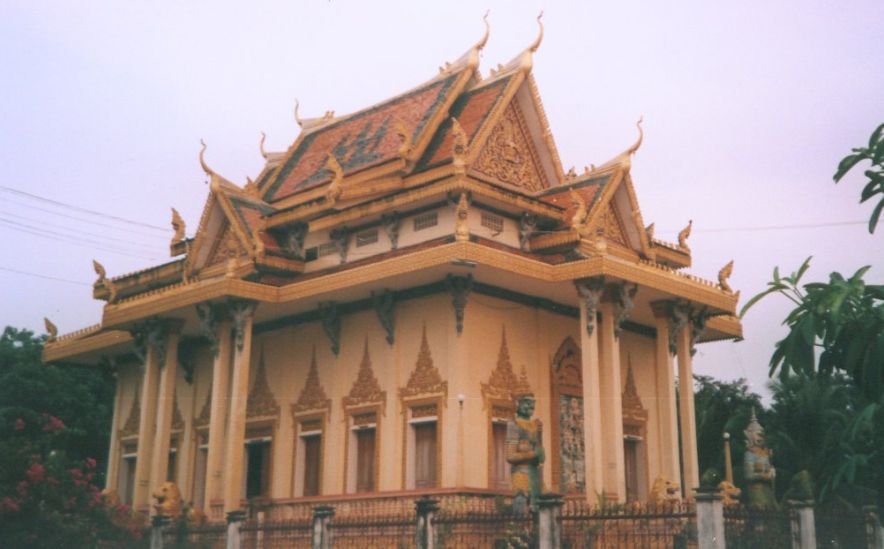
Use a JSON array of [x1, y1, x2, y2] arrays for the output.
[[177, 337, 199, 384], [130, 317, 170, 367], [574, 277, 605, 336], [285, 222, 309, 259], [381, 212, 401, 250], [319, 301, 341, 356], [195, 303, 227, 357], [667, 300, 692, 355], [445, 274, 474, 335], [330, 227, 351, 264], [518, 212, 537, 251], [689, 306, 712, 356], [372, 289, 396, 346], [228, 300, 257, 353], [610, 283, 639, 339]]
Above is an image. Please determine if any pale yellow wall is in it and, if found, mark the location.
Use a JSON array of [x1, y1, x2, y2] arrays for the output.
[[618, 331, 660, 497]]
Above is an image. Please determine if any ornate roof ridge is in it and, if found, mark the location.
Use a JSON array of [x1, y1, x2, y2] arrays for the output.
[[53, 323, 102, 344]]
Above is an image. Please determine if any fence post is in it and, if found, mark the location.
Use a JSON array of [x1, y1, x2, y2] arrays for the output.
[[150, 515, 169, 549], [226, 510, 246, 549], [864, 505, 884, 549], [536, 493, 563, 549], [788, 501, 816, 549], [695, 488, 725, 549], [415, 496, 440, 549], [312, 505, 335, 549]]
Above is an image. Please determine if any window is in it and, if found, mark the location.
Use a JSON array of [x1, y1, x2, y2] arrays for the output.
[[481, 212, 504, 234], [243, 439, 271, 498], [490, 421, 510, 490], [304, 247, 318, 261], [318, 241, 338, 258], [413, 422, 437, 488], [624, 438, 641, 503], [167, 449, 177, 482], [302, 434, 322, 497], [413, 212, 438, 231], [355, 428, 376, 492], [191, 446, 208, 509], [355, 229, 378, 247]]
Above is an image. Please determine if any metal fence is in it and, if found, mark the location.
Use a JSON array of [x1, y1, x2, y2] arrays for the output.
[[160, 521, 227, 549], [241, 517, 313, 549], [559, 500, 698, 549], [722, 505, 792, 549], [815, 506, 869, 548], [434, 497, 534, 548]]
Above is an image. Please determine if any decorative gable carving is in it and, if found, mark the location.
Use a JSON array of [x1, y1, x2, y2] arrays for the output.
[[344, 338, 386, 408], [400, 324, 447, 399], [472, 102, 547, 192], [293, 347, 332, 415], [551, 336, 582, 394], [598, 203, 627, 246], [247, 349, 280, 419], [120, 393, 141, 438], [481, 326, 527, 405], [622, 360, 648, 425]]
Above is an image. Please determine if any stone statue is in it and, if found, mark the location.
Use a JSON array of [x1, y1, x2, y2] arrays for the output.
[[743, 408, 776, 509], [506, 386, 544, 514], [152, 481, 183, 519]]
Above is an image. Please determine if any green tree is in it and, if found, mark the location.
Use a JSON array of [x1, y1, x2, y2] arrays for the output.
[[834, 122, 884, 234]]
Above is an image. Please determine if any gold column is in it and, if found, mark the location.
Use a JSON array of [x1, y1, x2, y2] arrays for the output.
[[203, 308, 232, 507], [599, 300, 626, 501], [651, 301, 680, 488], [131, 320, 164, 512], [575, 279, 604, 502], [676, 319, 699, 497], [223, 301, 257, 514], [149, 320, 183, 507]]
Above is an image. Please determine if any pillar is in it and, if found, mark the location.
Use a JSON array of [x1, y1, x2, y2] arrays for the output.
[[105, 370, 122, 491], [695, 489, 725, 549], [204, 309, 232, 507], [415, 496, 439, 549], [223, 300, 257, 513], [676, 321, 700, 496], [150, 321, 184, 504], [790, 501, 816, 549], [536, 493, 563, 549], [599, 300, 626, 501], [312, 506, 335, 549], [132, 320, 165, 512], [575, 279, 604, 503], [652, 302, 681, 487]]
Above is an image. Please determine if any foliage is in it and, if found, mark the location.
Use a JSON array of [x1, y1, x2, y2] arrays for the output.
[[833, 122, 884, 233], [0, 326, 139, 547], [692, 375, 763, 489], [740, 259, 884, 402]]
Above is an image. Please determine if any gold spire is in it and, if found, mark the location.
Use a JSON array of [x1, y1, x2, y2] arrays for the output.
[[499, 11, 545, 73], [626, 116, 644, 156], [259, 131, 268, 159], [719, 260, 735, 293], [529, 11, 544, 53], [44, 317, 58, 343], [439, 11, 491, 75], [171, 208, 186, 245], [92, 259, 106, 285], [198, 139, 214, 177], [678, 220, 693, 252], [294, 99, 303, 128]]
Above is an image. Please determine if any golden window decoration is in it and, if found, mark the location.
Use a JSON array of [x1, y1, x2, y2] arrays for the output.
[[292, 347, 332, 415], [343, 339, 387, 409], [246, 349, 280, 419], [400, 324, 447, 400]]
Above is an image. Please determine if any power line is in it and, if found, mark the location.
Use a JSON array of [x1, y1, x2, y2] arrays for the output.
[[0, 220, 160, 261], [0, 211, 166, 250], [656, 220, 867, 234], [0, 266, 91, 287], [0, 185, 168, 232], [0, 196, 169, 240]]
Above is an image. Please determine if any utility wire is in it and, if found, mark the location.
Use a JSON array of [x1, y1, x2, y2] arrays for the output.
[[0, 211, 165, 250], [0, 220, 160, 261], [655, 220, 867, 234], [0, 185, 168, 232], [0, 196, 169, 240], [0, 266, 91, 287]]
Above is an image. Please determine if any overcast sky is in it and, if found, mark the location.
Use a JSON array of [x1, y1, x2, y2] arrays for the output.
[[1, 0, 881, 401]]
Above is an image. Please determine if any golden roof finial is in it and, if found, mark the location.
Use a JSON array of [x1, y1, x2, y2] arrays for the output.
[[259, 132, 268, 159], [719, 260, 735, 293], [678, 220, 693, 252], [44, 317, 58, 343], [294, 99, 303, 128], [475, 10, 491, 51], [199, 139, 214, 177], [92, 259, 106, 285], [325, 153, 344, 205], [529, 11, 544, 53], [171, 208, 186, 244], [646, 222, 655, 241], [626, 116, 644, 156]]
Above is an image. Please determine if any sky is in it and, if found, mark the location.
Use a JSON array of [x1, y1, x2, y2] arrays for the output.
[[1, 0, 881, 401]]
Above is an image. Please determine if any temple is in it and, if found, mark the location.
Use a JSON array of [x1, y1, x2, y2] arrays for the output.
[[43, 16, 741, 521]]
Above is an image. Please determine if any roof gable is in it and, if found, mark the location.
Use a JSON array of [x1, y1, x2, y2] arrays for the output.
[[261, 70, 471, 204], [471, 99, 548, 192]]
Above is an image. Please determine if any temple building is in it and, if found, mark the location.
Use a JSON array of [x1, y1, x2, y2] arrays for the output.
[[43, 17, 741, 521]]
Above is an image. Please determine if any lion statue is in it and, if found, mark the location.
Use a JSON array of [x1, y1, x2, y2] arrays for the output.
[[152, 481, 183, 519], [100, 487, 120, 509], [649, 477, 681, 505]]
